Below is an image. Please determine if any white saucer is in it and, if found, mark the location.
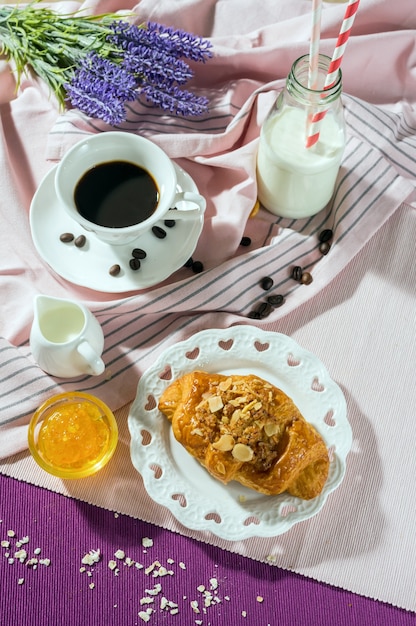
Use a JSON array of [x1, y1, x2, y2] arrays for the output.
[[29, 163, 204, 293]]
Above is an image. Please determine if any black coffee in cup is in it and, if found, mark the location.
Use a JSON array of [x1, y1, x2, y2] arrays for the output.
[[74, 161, 159, 228]]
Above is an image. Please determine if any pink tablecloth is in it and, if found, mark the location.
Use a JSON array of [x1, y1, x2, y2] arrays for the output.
[[0, 0, 415, 613]]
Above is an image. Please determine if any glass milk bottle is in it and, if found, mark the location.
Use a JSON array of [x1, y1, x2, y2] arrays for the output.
[[256, 54, 346, 218]]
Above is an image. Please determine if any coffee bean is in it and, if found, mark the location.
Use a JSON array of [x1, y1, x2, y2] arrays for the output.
[[240, 236, 252, 247], [318, 228, 333, 243], [152, 226, 167, 239], [109, 264, 121, 276], [292, 266, 303, 281], [319, 241, 331, 255], [132, 248, 147, 259], [164, 219, 176, 228], [184, 257, 193, 268], [192, 260, 204, 274], [301, 271, 313, 285], [247, 310, 261, 319], [59, 232, 74, 243], [129, 258, 141, 271], [261, 276, 274, 291], [257, 301, 273, 319], [267, 294, 285, 307], [74, 235, 86, 248]]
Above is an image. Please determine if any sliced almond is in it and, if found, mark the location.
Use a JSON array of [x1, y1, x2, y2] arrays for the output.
[[264, 422, 279, 437], [232, 443, 254, 462], [230, 409, 242, 428], [229, 396, 248, 407], [212, 434, 234, 452], [218, 378, 232, 391], [242, 399, 259, 414], [208, 395, 224, 413], [191, 428, 204, 437]]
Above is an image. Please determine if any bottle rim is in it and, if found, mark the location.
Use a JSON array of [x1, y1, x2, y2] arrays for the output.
[[288, 53, 342, 104]]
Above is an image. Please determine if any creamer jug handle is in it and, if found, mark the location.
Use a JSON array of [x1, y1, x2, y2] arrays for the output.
[[77, 340, 105, 376]]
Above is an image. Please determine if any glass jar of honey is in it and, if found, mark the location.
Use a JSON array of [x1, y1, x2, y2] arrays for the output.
[[28, 392, 118, 479]]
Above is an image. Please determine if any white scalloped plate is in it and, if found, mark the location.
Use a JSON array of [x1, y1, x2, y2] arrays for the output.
[[128, 327, 352, 540]]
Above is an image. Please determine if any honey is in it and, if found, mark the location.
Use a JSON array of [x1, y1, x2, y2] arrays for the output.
[[29, 392, 118, 478], [37, 402, 110, 470]]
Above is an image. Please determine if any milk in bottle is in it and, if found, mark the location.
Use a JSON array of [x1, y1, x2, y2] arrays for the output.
[[256, 54, 346, 219]]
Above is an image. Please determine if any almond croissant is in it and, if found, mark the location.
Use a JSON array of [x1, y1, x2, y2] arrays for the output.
[[158, 371, 329, 499]]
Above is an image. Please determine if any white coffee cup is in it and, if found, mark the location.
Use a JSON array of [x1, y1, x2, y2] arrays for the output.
[[55, 132, 206, 245]]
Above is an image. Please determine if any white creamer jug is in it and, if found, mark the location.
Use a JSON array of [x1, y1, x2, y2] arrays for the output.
[[256, 53, 346, 218], [30, 295, 105, 378]]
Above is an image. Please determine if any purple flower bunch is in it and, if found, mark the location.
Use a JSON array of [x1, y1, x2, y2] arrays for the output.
[[65, 21, 213, 125]]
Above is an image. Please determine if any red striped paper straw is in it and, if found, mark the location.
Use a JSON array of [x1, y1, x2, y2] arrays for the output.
[[306, 0, 360, 148], [308, 0, 323, 90]]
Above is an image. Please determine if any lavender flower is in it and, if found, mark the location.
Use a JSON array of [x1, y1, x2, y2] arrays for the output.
[[145, 21, 213, 63], [65, 20, 213, 122], [65, 52, 137, 125], [108, 21, 213, 64], [0, 7, 213, 123], [123, 46, 194, 87], [140, 83, 210, 117], [67, 86, 127, 126]]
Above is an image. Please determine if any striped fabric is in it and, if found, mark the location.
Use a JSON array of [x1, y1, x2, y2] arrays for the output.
[[1, 91, 415, 458]]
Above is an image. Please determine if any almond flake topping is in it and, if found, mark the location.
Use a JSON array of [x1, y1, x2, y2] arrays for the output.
[[212, 434, 234, 452], [242, 399, 261, 414], [208, 395, 224, 413], [264, 422, 279, 437], [232, 443, 254, 462], [230, 409, 242, 428], [218, 378, 232, 391]]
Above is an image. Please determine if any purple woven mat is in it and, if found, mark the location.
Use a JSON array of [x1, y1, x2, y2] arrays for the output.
[[1, 474, 414, 626]]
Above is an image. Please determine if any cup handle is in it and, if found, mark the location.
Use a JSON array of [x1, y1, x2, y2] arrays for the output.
[[77, 340, 105, 376], [167, 191, 206, 220]]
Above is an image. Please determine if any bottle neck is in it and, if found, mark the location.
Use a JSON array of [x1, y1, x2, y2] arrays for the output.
[[286, 54, 342, 108]]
